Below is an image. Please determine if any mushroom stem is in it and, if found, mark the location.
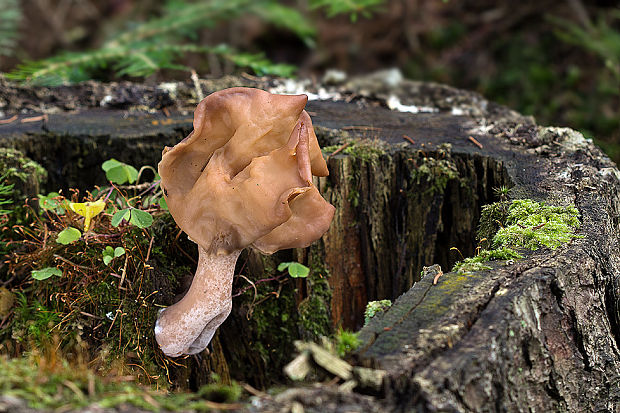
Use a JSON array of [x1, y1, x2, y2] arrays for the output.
[[155, 246, 241, 357]]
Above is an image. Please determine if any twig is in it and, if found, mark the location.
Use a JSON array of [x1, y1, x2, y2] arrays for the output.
[[202, 401, 243, 410], [106, 308, 122, 337], [145, 234, 154, 262], [119, 255, 129, 288], [240, 72, 261, 81], [468, 136, 483, 149], [241, 382, 270, 399], [433, 269, 444, 285], [53, 254, 90, 270], [328, 142, 351, 158], [237, 274, 258, 319], [0, 310, 13, 330], [21, 114, 48, 123], [232, 273, 287, 297], [120, 182, 156, 192], [190, 69, 204, 102], [177, 244, 197, 265], [0, 115, 18, 125], [342, 125, 382, 131], [79, 311, 102, 319], [402, 135, 415, 145]]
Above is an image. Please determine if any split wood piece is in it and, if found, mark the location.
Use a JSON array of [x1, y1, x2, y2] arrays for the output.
[[285, 341, 387, 393]]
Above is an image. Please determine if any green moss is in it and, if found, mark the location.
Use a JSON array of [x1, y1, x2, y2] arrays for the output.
[[298, 249, 333, 341], [364, 299, 392, 325], [435, 273, 470, 294], [0, 354, 240, 411], [238, 255, 301, 377], [477, 200, 510, 243], [322, 139, 386, 162], [453, 198, 580, 275], [4, 211, 189, 386], [342, 142, 385, 162], [335, 329, 360, 357], [0, 148, 47, 202], [196, 375, 241, 403], [409, 144, 461, 196], [493, 199, 581, 250], [250, 286, 298, 364], [0, 149, 48, 250], [7, 293, 61, 346], [323, 140, 386, 209], [452, 247, 523, 275]]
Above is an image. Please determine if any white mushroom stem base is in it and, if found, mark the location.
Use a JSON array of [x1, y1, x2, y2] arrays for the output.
[[155, 246, 241, 357]]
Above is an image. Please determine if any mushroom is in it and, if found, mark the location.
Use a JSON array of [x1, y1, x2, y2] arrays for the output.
[[155, 87, 335, 357]]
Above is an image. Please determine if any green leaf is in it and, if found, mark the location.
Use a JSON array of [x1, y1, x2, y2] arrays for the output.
[[101, 159, 122, 172], [111, 209, 131, 227], [287, 262, 310, 278], [56, 227, 81, 245], [38, 192, 66, 215], [102, 245, 125, 266], [31, 267, 62, 280], [158, 197, 168, 211], [278, 261, 310, 278], [102, 159, 139, 184], [129, 209, 153, 228]]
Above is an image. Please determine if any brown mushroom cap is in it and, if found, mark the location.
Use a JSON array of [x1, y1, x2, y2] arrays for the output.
[[158, 87, 334, 255]]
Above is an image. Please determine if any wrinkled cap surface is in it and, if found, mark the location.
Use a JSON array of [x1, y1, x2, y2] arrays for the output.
[[158, 87, 334, 254]]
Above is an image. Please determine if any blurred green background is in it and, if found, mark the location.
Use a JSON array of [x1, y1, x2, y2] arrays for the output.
[[1, 0, 618, 163]]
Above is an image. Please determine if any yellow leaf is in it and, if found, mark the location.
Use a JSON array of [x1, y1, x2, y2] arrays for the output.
[[69, 200, 106, 232]]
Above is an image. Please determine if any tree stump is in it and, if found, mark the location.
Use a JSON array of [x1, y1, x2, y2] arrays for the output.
[[0, 73, 619, 411]]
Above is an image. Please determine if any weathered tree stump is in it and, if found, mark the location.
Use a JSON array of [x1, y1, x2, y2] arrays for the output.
[[1, 73, 619, 411]]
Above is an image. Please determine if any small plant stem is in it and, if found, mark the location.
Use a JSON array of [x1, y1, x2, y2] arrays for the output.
[[119, 255, 129, 288], [53, 254, 90, 270], [237, 274, 257, 319], [232, 273, 288, 297], [450, 247, 465, 260]]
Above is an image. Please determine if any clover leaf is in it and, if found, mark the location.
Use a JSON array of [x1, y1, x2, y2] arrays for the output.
[[103, 246, 126, 266], [102, 159, 138, 185], [277, 262, 310, 278], [31, 267, 62, 280], [56, 227, 81, 245]]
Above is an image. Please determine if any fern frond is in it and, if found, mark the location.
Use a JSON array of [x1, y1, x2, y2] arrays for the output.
[[106, 0, 252, 49], [6, 49, 125, 85], [0, 0, 22, 57], [309, 0, 385, 21], [251, 1, 316, 47], [210, 44, 297, 77], [6, 0, 386, 84], [551, 14, 620, 79]]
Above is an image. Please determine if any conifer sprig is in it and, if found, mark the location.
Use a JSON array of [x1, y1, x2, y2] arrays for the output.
[[6, 0, 382, 85], [0, 0, 22, 57]]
